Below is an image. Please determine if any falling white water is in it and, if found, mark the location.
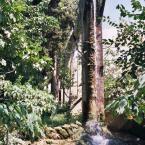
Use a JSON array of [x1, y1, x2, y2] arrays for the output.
[[93, 0, 97, 50]]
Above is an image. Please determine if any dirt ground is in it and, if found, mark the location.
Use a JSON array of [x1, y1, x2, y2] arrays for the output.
[[31, 139, 76, 145]]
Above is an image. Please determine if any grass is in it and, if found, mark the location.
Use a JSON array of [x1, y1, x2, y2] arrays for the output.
[[43, 113, 82, 127]]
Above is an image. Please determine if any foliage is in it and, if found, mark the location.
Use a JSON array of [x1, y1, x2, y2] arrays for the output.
[[0, 0, 79, 141], [43, 113, 82, 127], [0, 0, 79, 90], [0, 79, 55, 140], [105, 0, 145, 124], [0, 0, 59, 87], [46, 0, 78, 90], [106, 73, 145, 124], [0, 0, 81, 142], [104, 48, 121, 101]]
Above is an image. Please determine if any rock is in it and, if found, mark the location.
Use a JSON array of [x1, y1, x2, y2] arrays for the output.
[[7, 134, 29, 145], [72, 127, 84, 140], [45, 127, 56, 133], [121, 120, 145, 140], [108, 115, 145, 140], [62, 124, 71, 130], [105, 111, 115, 125], [76, 121, 82, 126], [72, 127, 79, 133], [45, 127, 62, 139], [47, 132, 61, 139], [102, 126, 112, 137], [62, 124, 84, 139], [45, 127, 56, 138], [107, 114, 127, 131], [62, 124, 73, 137], [70, 123, 79, 129], [45, 123, 83, 140], [54, 127, 69, 139]]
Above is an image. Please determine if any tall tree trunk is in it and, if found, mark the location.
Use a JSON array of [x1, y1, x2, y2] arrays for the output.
[[50, 50, 59, 98], [96, 23, 104, 121], [80, 0, 106, 124]]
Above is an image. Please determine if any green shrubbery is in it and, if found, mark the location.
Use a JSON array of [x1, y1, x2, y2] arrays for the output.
[[106, 74, 145, 124], [0, 79, 55, 140], [105, 0, 145, 124]]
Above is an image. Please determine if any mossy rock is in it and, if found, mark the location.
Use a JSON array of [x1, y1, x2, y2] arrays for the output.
[[45, 123, 83, 140]]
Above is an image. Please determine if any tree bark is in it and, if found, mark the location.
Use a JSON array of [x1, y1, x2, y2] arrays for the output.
[[81, 0, 106, 124], [96, 23, 104, 121], [47, 0, 61, 99], [50, 50, 59, 98]]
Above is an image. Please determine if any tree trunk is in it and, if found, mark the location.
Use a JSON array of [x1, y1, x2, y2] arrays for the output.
[[96, 23, 104, 121], [50, 50, 59, 98], [81, 0, 106, 124], [47, 0, 61, 99]]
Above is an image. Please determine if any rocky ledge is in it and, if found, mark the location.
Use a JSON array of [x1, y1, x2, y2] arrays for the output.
[[44, 121, 84, 140]]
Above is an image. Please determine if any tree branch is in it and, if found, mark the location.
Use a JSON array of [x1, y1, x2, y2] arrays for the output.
[[70, 97, 82, 111]]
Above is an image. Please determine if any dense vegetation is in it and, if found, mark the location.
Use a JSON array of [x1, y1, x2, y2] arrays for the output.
[[0, 0, 78, 142], [0, 0, 145, 144], [105, 0, 145, 124]]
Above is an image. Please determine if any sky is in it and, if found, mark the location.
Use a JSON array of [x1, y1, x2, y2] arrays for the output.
[[102, 0, 145, 38]]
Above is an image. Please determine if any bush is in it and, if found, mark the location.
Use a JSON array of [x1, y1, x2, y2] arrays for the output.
[[0, 79, 55, 140], [106, 73, 145, 124]]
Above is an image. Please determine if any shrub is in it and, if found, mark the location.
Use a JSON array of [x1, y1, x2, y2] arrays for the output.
[[0, 79, 55, 140], [106, 73, 145, 124]]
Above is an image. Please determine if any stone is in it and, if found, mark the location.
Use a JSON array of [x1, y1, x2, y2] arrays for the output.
[[54, 127, 69, 139], [105, 111, 115, 125], [62, 124, 71, 130], [102, 126, 112, 138], [46, 140, 53, 144], [45, 127, 56, 138], [76, 121, 82, 126], [70, 123, 79, 129], [7, 134, 29, 145], [108, 115, 145, 140], [107, 114, 127, 131], [47, 132, 61, 139], [72, 127, 84, 140], [121, 120, 145, 140], [62, 124, 72, 137]]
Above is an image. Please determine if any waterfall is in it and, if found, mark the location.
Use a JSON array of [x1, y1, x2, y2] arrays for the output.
[[76, 120, 139, 145]]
